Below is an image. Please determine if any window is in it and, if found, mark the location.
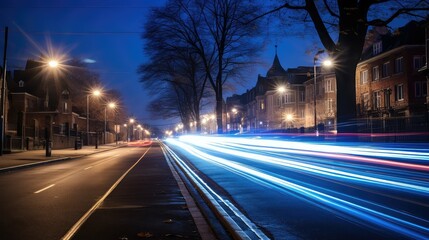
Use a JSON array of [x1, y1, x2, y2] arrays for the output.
[[384, 89, 391, 108], [326, 98, 333, 112], [373, 91, 381, 109], [360, 70, 368, 84], [413, 56, 425, 70], [64, 102, 68, 112], [415, 81, 428, 97], [362, 93, 370, 110], [382, 62, 389, 78], [373, 41, 382, 55], [299, 91, 305, 102], [260, 100, 265, 110], [372, 66, 379, 81], [19, 80, 24, 87], [395, 84, 404, 101], [325, 78, 333, 92], [299, 109, 305, 118], [394, 57, 403, 74]]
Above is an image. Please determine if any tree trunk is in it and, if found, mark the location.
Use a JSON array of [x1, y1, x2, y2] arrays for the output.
[[216, 83, 223, 134], [335, 53, 360, 135]]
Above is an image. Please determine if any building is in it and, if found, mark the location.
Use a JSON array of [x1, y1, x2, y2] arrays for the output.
[[5, 59, 122, 151], [7, 59, 86, 150], [226, 53, 335, 132], [356, 20, 427, 133]]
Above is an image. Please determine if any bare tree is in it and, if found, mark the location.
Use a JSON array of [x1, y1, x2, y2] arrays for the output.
[[257, 0, 428, 134], [139, 1, 215, 133], [140, 0, 263, 134]]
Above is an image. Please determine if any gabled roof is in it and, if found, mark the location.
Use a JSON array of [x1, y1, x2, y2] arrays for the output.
[[360, 20, 425, 61]]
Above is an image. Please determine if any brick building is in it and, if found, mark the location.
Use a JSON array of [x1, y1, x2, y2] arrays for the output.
[[356, 20, 427, 133]]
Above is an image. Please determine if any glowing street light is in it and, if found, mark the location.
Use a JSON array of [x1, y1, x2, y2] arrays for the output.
[[312, 50, 334, 136], [104, 101, 117, 144], [48, 60, 59, 68], [86, 88, 102, 146]]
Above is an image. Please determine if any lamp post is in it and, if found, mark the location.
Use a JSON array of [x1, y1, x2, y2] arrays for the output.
[[104, 102, 116, 145], [277, 85, 286, 129], [129, 118, 135, 141], [86, 89, 101, 146], [313, 50, 325, 136]]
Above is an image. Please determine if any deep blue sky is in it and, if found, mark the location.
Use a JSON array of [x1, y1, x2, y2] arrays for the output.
[[0, 0, 326, 127]]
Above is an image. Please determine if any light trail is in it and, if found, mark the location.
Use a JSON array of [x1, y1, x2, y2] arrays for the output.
[[165, 136, 429, 239], [173, 136, 429, 195]]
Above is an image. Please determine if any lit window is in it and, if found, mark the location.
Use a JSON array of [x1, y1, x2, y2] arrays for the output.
[[325, 78, 333, 92], [372, 66, 379, 81], [326, 98, 333, 112], [360, 70, 368, 84]]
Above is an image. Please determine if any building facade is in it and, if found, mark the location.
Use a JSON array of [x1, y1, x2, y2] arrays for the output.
[[356, 20, 427, 134], [226, 20, 427, 136]]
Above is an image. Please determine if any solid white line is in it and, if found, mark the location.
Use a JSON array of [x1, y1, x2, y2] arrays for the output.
[[61, 146, 151, 240], [34, 184, 55, 194]]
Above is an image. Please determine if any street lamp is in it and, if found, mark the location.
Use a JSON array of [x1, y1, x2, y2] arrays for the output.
[[86, 89, 102, 146], [312, 50, 333, 136], [129, 118, 135, 141], [123, 124, 128, 142], [313, 50, 325, 136], [104, 102, 116, 144]]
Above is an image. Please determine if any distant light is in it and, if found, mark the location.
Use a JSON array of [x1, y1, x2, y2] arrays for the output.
[[93, 90, 101, 96], [323, 59, 333, 67], [48, 60, 59, 68], [278, 86, 286, 93], [83, 58, 96, 63], [108, 102, 116, 108]]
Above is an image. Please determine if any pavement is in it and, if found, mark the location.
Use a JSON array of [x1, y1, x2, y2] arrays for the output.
[[0, 142, 127, 171], [0, 141, 218, 240]]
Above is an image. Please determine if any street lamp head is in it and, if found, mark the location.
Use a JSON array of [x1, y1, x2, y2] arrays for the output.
[[129, 118, 135, 123], [48, 60, 59, 68], [108, 102, 116, 109], [93, 90, 101, 96], [277, 86, 286, 93], [323, 59, 333, 67]]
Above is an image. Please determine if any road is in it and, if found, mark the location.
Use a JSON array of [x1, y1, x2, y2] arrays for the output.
[[165, 136, 429, 240], [0, 143, 201, 240]]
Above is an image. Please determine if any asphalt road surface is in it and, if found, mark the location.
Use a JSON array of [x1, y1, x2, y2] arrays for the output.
[[0, 143, 200, 240]]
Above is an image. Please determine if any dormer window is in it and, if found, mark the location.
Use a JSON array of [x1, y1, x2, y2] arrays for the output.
[[373, 41, 382, 55], [61, 90, 70, 100], [18, 80, 24, 87]]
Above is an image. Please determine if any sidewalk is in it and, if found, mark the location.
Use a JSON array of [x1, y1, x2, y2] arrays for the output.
[[0, 142, 126, 171]]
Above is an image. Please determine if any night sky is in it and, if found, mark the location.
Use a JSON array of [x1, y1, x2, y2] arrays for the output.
[[0, 0, 330, 127]]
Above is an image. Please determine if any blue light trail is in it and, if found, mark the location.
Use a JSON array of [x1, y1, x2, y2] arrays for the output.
[[166, 136, 429, 239]]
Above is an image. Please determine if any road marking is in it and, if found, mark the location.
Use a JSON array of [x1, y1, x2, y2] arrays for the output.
[[84, 166, 93, 170], [61, 146, 151, 240], [34, 184, 55, 194]]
